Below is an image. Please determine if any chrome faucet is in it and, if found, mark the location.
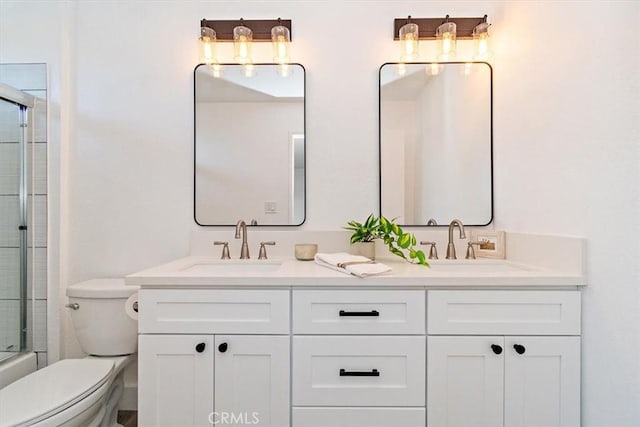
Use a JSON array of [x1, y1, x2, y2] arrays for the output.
[[234, 219, 250, 259], [446, 219, 466, 260]]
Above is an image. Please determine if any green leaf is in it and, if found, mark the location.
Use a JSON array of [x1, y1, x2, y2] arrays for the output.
[[398, 233, 411, 249], [416, 250, 427, 265]]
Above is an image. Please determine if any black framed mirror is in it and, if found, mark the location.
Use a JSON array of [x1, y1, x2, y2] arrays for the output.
[[194, 63, 306, 226], [379, 62, 493, 226]]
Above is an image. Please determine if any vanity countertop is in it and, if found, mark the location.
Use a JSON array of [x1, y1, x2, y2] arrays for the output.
[[125, 255, 586, 289]]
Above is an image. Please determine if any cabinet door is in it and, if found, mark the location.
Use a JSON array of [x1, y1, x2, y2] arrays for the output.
[[138, 335, 214, 427], [505, 337, 581, 427], [427, 336, 504, 427], [215, 335, 289, 427]]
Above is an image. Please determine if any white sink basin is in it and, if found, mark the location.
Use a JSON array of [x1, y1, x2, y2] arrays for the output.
[[181, 260, 283, 274]]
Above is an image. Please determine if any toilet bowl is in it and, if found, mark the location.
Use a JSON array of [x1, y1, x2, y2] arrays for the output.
[[0, 279, 138, 427]]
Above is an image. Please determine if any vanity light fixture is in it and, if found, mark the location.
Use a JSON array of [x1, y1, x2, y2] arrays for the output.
[[199, 18, 293, 72], [393, 15, 490, 63]]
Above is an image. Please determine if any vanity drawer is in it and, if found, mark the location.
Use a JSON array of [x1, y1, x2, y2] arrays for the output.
[[427, 290, 581, 335], [292, 290, 425, 334], [139, 289, 289, 334], [292, 336, 425, 406], [292, 407, 426, 427]]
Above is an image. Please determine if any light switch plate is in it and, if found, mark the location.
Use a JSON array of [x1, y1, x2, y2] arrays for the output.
[[265, 201, 277, 214]]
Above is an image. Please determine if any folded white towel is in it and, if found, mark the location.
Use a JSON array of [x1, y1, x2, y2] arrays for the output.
[[314, 252, 392, 278]]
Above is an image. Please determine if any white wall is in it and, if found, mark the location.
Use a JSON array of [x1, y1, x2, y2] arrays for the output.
[[492, 3, 640, 426], [1, 1, 639, 425]]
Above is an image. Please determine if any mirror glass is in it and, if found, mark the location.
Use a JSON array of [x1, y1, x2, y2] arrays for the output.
[[379, 62, 493, 226], [195, 63, 305, 226]]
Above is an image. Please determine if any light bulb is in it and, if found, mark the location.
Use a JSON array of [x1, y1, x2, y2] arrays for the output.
[[441, 33, 453, 54]]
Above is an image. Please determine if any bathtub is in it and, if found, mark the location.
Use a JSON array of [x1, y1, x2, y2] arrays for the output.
[[0, 352, 36, 389]]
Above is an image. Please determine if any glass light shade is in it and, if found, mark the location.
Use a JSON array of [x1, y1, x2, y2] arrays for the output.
[[271, 25, 291, 63], [399, 22, 419, 61], [233, 25, 253, 63], [473, 22, 491, 61], [200, 27, 217, 65], [436, 21, 456, 60]]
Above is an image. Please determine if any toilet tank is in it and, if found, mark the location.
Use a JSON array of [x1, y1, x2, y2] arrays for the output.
[[66, 279, 138, 356]]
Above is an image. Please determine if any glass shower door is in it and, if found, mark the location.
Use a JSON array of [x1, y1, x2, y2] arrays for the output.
[[0, 96, 27, 362]]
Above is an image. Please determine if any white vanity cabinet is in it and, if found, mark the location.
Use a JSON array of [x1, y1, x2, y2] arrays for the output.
[[426, 290, 581, 427], [137, 290, 290, 427], [134, 283, 582, 427]]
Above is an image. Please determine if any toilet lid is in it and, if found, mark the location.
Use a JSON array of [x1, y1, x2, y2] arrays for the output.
[[0, 358, 114, 426]]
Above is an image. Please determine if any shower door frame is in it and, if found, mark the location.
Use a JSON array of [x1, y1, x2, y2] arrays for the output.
[[0, 82, 35, 355]]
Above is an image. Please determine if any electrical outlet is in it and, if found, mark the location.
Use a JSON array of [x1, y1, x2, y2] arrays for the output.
[[264, 201, 277, 214]]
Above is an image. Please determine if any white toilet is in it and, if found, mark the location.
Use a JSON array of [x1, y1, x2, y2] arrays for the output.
[[0, 279, 138, 427]]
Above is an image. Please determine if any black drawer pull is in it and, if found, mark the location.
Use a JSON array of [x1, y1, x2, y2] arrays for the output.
[[339, 310, 379, 317], [339, 369, 380, 377], [491, 344, 503, 355]]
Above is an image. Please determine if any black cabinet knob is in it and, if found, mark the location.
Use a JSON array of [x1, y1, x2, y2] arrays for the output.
[[195, 342, 206, 353], [513, 344, 526, 355], [491, 344, 503, 355], [218, 342, 228, 353]]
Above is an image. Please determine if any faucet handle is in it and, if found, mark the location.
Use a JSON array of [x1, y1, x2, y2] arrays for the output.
[[465, 242, 481, 260], [214, 241, 231, 260], [258, 241, 276, 260], [420, 241, 439, 260]]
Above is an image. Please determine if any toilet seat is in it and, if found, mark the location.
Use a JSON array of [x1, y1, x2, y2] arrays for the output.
[[0, 358, 114, 427]]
